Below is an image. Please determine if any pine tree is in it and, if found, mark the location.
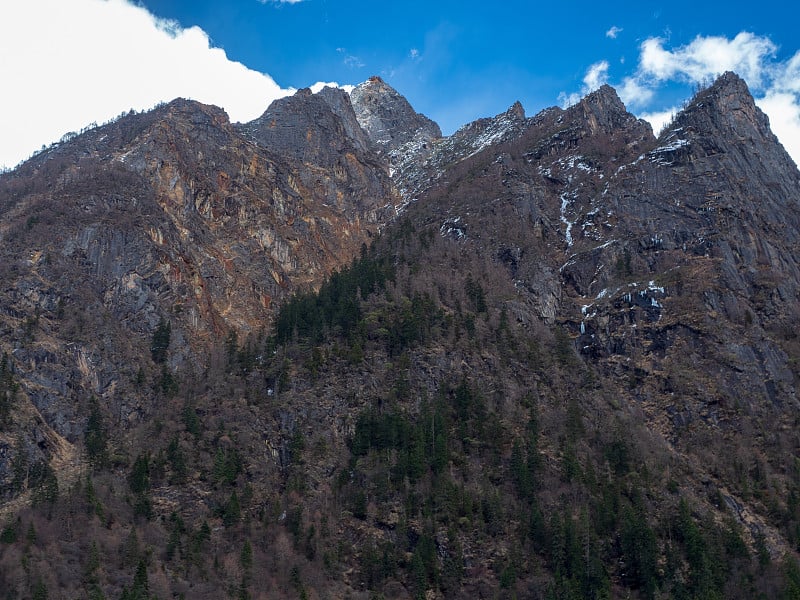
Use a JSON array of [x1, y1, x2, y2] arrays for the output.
[[0, 352, 19, 425], [85, 398, 108, 469], [150, 318, 171, 363], [129, 558, 149, 600]]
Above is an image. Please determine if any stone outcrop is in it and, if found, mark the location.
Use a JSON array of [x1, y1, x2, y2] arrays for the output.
[[349, 76, 442, 155], [392, 100, 531, 201], [558, 73, 800, 410]]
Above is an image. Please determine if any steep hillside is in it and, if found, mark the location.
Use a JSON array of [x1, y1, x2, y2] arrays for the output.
[[0, 96, 395, 506], [1, 73, 800, 600]]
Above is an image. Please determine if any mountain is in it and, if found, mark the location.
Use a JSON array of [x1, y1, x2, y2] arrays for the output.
[[1, 72, 800, 599], [236, 85, 397, 217], [350, 76, 442, 156], [0, 95, 393, 506]]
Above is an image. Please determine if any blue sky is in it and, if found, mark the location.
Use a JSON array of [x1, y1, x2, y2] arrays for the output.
[[142, 0, 799, 131], [2, 0, 800, 168]]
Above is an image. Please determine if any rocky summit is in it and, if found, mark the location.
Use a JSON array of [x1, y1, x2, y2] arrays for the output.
[[1, 72, 800, 599]]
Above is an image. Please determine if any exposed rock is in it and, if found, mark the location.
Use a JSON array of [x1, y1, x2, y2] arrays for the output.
[[238, 85, 400, 223], [393, 100, 530, 201], [349, 76, 442, 155], [239, 86, 372, 163], [0, 96, 396, 447]]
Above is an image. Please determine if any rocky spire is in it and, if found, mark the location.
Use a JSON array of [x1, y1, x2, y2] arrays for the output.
[[665, 71, 795, 166], [573, 84, 654, 139], [349, 76, 442, 155], [236, 86, 372, 163]]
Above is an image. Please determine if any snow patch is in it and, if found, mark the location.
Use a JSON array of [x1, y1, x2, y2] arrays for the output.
[[648, 137, 690, 165], [560, 190, 577, 247], [116, 150, 134, 164], [652, 138, 690, 153], [440, 216, 466, 240]]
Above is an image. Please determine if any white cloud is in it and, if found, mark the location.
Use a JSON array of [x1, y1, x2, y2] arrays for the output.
[[584, 61, 609, 91], [639, 107, 677, 136], [606, 26, 623, 39], [617, 76, 654, 107], [337, 47, 365, 69], [344, 55, 366, 68], [771, 51, 800, 94], [757, 92, 800, 167], [0, 0, 300, 169], [257, 0, 303, 4], [409, 48, 421, 61], [639, 33, 776, 87], [309, 81, 354, 94]]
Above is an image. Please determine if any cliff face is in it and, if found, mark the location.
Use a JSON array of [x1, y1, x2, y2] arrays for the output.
[[0, 96, 395, 483], [237, 86, 399, 220], [391, 100, 531, 201], [564, 73, 800, 416], [385, 72, 800, 560], [349, 76, 443, 203], [349, 76, 442, 155], [2, 73, 800, 599]]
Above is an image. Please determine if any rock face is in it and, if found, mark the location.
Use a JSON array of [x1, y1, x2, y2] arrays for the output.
[[238, 86, 372, 163], [414, 83, 655, 324], [0, 96, 395, 471], [349, 76, 442, 155], [349, 76, 443, 199], [393, 99, 530, 200], [410, 72, 800, 420], [557, 73, 800, 413], [363, 73, 800, 574], [236, 87, 397, 220]]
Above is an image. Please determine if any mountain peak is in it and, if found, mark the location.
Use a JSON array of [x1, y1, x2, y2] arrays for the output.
[[350, 77, 441, 154], [365, 74, 387, 86], [506, 100, 526, 120], [238, 84, 372, 161], [709, 70, 750, 95], [567, 83, 653, 141], [158, 97, 231, 126], [663, 70, 792, 163], [689, 71, 757, 117], [580, 84, 628, 116], [351, 75, 400, 98]]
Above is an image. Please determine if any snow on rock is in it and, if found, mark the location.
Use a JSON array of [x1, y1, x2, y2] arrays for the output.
[[648, 127, 691, 166], [654, 138, 690, 153], [440, 216, 466, 240], [560, 190, 578, 246], [390, 101, 529, 201]]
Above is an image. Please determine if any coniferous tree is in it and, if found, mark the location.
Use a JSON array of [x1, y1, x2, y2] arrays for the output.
[[150, 318, 171, 364], [128, 453, 150, 494], [85, 397, 109, 469], [0, 352, 17, 425]]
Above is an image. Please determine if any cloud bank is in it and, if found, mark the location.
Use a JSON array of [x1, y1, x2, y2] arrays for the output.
[[0, 0, 298, 169], [635, 33, 777, 89]]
